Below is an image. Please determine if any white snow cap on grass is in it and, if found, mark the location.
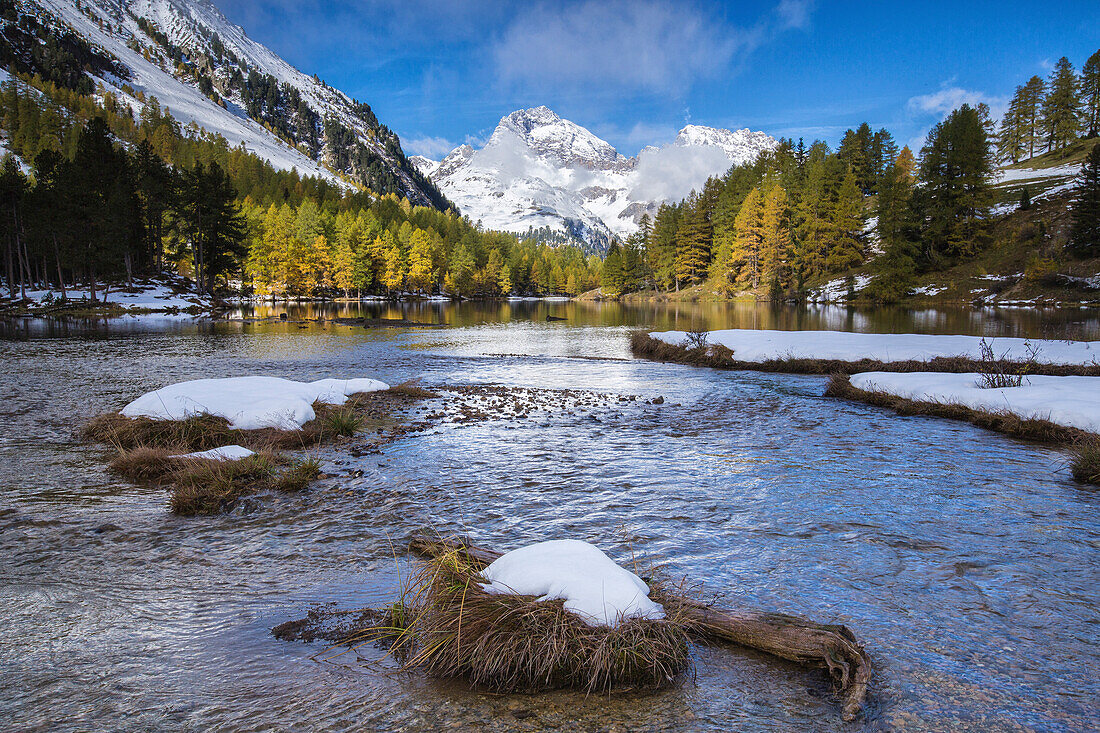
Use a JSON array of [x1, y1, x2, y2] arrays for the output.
[[171, 445, 255, 461], [479, 540, 665, 628], [849, 372, 1100, 433], [121, 376, 389, 430], [650, 329, 1100, 366]]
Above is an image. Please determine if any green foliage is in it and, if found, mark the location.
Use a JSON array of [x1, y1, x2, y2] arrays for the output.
[[1069, 144, 1100, 256], [915, 104, 993, 262]]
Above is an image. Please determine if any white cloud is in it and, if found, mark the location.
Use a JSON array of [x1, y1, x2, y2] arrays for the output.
[[906, 86, 1007, 120], [629, 144, 734, 203], [776, 0, 813, 29], [492, 0, 777, 95], [406, 135, 455, 158]]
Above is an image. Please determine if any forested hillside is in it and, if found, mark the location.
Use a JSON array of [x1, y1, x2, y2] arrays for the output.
[[600, 48, 1100, 304], [0, 69, 600, 301]]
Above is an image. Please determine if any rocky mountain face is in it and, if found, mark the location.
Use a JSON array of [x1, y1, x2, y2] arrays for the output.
[[5, 0, 448, 207], [417, 107, 777, 251]]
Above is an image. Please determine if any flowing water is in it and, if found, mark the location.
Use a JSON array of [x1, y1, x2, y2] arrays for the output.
[[1, 302, 1098, 732]]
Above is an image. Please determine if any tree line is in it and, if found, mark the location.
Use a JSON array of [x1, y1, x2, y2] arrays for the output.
[[602, 47, 1100, 302], [601, 121, 912, 298], [0, 72, 599, 301], [997, 51, 1100, 162]]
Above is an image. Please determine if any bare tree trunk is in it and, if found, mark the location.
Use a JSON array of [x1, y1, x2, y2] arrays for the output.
[[54, 234, 66, 301], [408, 535, 871, 722]]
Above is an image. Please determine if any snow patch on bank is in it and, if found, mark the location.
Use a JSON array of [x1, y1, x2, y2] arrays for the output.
[[122, 376, 389, 429], [849, 372, 1100, 433], [649, 328, 1100, 366], [479, 540, 665, 628], [172, 445, 255, 461]]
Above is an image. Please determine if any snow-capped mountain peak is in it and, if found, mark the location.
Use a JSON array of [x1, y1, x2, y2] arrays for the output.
[[492, 106, 631, 172], [425, 108, 777, 250], [674, 125, 777, 166]]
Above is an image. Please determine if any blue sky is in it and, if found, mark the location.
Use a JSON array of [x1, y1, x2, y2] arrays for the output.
[[216, 0, 1100, 159]]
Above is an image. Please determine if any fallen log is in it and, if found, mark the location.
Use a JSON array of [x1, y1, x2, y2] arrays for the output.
[[408, 535, 871, 722]]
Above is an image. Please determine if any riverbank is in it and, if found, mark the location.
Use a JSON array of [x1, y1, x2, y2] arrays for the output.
[[631, 330, 1100, 376], [0, 274, 217, 317], [825, 373, 1100, 484]]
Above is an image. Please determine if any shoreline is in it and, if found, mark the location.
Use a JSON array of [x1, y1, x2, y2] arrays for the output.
[[629, 332, 1100, 377], [824, 374, 1099, 485]]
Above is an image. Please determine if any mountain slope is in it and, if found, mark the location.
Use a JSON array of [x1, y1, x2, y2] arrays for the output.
[[5, 0, 448, 208], [420, 107, 777, 251]]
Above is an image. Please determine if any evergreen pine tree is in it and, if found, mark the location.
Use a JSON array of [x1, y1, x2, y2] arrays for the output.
[[1021, 75, 1046, 158], [1069, 143, 1100, 255], [674, 194, 711, 286], [997, 86, 1027, 163], [1041, 57, 1082, 151], [729, 187, 765, 290], [917, 104, 993, 262], [827, 171, 864, 272], [1082, 49, 1100, 138]]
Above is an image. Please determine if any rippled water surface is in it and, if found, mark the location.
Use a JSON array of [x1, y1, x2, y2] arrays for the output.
[[1, 302, 1097, 732]]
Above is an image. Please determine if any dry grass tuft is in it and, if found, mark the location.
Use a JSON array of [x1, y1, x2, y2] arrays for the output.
[[107, 445, 320, 515], [1070, 440, 1100, 484], [383, 379, 441, 400], [168, 454, 319, 516], [342, 547, 692, 694]]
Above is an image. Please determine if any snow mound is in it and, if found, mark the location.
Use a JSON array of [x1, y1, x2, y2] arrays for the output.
[[849, 372, 1100, 433], [121, 376, 389, 429], [649, 329, 1100, 366], [171, 445, 255, 461], [479, 540, 665, 628]]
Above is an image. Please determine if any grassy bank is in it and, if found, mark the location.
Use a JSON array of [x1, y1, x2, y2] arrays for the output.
[[825, 374, 1100, 485], [629, 332, 1100, 377], [109, 448, 320, 515], [85, 382, 436, 514]]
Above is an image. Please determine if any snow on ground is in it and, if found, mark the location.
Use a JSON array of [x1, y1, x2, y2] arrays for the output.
[[22, 285, 204, 309], [849, 372, 1100, 433], [994, 163, 1080, 184], [910, 284, 947, 296], [171, 445, 255, 461], [809, 275, 872, 302], [121, 376, 389, 429], [15, 277, 210, 310], [649, 328, 1100, 365], [479, 539, 665, 628]]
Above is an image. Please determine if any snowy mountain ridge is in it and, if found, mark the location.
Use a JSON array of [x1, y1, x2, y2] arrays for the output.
[[419, 107, 777, 250], [13, 0, 447, 207]]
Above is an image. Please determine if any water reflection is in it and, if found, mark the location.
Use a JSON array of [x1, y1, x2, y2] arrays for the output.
[[4, 299, 1100, 341]]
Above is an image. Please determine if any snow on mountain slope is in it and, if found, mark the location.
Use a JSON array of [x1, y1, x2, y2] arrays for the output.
[[424, 107, 777, 250], [19, 0, 446, 207], [34, 0, 336, 181]]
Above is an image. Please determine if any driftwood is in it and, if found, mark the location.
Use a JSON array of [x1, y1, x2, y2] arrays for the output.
[[408, 535, 871, 722]]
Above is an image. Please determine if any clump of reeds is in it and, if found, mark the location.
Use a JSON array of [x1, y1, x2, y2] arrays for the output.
[[168, 454, 319, 515], [383, 379, 441, 400], [107, 446, 320, 515], [1070, 439, 1100, 484], [976, 337, 1039, 389], [346, 547, 692, 694]]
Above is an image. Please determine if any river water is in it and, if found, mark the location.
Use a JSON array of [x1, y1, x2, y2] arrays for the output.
[[1, 301, 1097, 732]]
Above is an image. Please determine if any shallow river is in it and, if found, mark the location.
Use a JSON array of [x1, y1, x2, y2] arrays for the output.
[[1, 301, 1098, 732]]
